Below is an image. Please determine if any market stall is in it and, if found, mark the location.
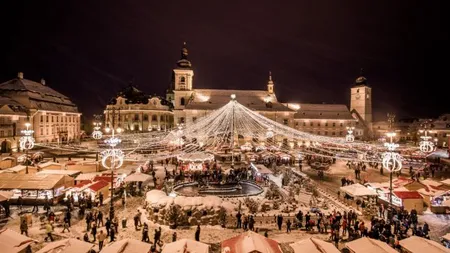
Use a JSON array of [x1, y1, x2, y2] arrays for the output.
[[65, 180, 110, 203], [178, 152, 214, 171], [1, 165, 38, 174], [290, 237, 340, 253], [35, 238, 94, 253], [36, 170, 81, 178], [161, 238, 209, 253], [0, 174, 74, 205], [339, 183, 377, 205], [430, 190, 450, 213], [250, 163, 272, 182], [344, 237, 398, 253], [36, 161, 63, 170], [221, 231, 282, 253], [101, 239, 150, 253], [399, 236, 450, 253], [0, 228, 36, 253]]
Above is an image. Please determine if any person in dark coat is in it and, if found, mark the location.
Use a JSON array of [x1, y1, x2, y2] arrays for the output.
[[195, 225, 201, 241]]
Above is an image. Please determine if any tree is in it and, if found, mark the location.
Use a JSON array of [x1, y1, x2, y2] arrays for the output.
[[218, 207, 227, 228], [166, 204, 182, 229]]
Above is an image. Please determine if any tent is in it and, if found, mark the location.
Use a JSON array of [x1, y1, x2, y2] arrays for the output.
[[35, 238, 93, 253], [0, 228, 36, 253], [442, 233, 450, 241], [344, 237, 398, 253], [399, 236, 450, 253], [340, 183, 377, 197], [290, 237, 340, 253], [101, 239, 150, 253], [124, 173, 151, 183], [0, 191, 13, 202], [221, 231, 282, 253], [162, 238, 209, 253]]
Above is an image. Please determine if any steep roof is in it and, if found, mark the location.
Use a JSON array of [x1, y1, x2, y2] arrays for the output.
[[0, 75, 78, 113], [394, 191, 423, 199], [294, 103, 354, 120], [185, 89, 294, 112]]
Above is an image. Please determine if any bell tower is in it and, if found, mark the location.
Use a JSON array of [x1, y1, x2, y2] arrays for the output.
[[173, 42, 195, 124], [267, 71, 274, 94], [350, 69, 372, 124]]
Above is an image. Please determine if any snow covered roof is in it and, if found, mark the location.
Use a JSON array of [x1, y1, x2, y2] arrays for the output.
[[441, 179, 450, 187], [124, 172, 151, 182], [101, 239, 150, 253], [35, 238, 94, 253], [442, 233, 450, 241], [290, 237, 340, 253], [293, 103, 354, 120], [75, 172, 102, 181], [421, 179, 443, 188], [36, 170, 81, 176], [0, 228, 36, 253], [161, 238, 209, 253], [185, 89, 293, 112], [37, 161, 64, 169], [345, 237, 398, 253], [399, 236, 450, 253], [146, 190, 224, 209], [340, 183, 377, 197], [0, 191, 14, 202], [0, 174, 72, 190], [221, 231, 282, 253], [0, 75, 79, 113], [178, 152, 214, 163]]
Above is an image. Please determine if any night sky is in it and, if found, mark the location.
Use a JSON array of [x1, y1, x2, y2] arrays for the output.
[[1, 1, 448, 123]]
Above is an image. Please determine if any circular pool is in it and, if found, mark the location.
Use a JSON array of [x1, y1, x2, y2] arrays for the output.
[[173, 181, 263, 197]]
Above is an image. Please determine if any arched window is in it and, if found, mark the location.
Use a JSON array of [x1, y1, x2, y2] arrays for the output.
[[180, 76, 186, 84], [180, 97, 185, 106]]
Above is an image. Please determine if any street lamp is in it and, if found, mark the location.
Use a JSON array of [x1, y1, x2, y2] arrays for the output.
[[419, 120, 435, 153], [20, 122, 35, 174], [101, 126, 124, 221], [382, 131, 402, 219], [92, 115, 103, 140], [346, 126, 355, 142]]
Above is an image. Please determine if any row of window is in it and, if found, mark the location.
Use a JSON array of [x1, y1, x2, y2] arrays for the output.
[[106, 114, 171, 122], [295, 122, 349, 127], [39, 126, 78, 136], [0, 130, 13, 137], [40, 115, 79, 123]]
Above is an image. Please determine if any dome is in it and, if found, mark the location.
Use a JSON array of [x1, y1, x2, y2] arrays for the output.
[[355, 76, 367, 85], [176, 42, 192, 69]]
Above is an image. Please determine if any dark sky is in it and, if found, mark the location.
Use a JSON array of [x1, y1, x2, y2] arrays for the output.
[[1, 1, 448, 122]]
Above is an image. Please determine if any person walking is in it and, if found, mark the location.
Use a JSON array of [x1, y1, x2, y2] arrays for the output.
[[172, 232, 177, 242], [195, 225, 201, 241], [236, 211, 242, 228], [142, 223, 149, 242], [20, 219, 28, 236], [45, 222, 54, 242], [62, 217, 70, 233], [91, 222, 97, 242], [97, 230, 106, 251], [286, 219, 291, 233]]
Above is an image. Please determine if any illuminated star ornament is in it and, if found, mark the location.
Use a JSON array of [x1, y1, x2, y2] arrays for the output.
[[419, 136, 434, 153], [382, 140, 402, 172]]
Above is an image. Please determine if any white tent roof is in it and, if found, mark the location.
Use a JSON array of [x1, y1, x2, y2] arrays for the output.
[[101, 239, 150, 253], [36, 170, 80, 176], [0, 228, 36, 253], [35, 238, 93, 253], [75, 173, 102, 181], [399, 236, 450, 253], [442, 233, 450, 241], [345, 237, 397, 253], [340, 183, 377, 197], [162, 238, 209, 253], [37, 161, 63, 169], [440, 179, 450, 186], [290, 237, 340, 253], [124, 173, 151, 182]]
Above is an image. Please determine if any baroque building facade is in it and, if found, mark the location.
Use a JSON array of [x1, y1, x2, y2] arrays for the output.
[[0, 72, 81, 152], [104, 84, 173, 132], [167, 43, 370, 139]]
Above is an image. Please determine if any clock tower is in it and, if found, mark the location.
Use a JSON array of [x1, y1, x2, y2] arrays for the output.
[[350, 70, 372, 125]]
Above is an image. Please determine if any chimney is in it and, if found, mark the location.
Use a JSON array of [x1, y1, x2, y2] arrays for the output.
[[41, 78, 46, 85], [18, 72, 24, 79]]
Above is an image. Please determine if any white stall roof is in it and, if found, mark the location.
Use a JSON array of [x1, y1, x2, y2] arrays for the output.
[[340, 183, 377, 197]]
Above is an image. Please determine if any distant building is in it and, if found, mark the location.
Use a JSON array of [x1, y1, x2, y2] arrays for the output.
[[168, 43, 365, 138], [104, 84, 173, 132], [0, 72, 81, 152], [429, 114, 450, 148]]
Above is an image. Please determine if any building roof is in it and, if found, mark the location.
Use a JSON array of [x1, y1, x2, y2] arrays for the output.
[[394, 191, 423, 199], [345, 237, 397, 253], [88, 180, 109, 192], [35, 238, 93, 253], [0, 74, 78, 113], [290, 237, 340, 253], [0, 97, 28, 115], [0, 174, 72, 190], [185, 89, 294, 112], [399, 236, 450, 253], [293, 103, 354, 120], [0, 228, 36, 253], [101, 239, 150, 253], [161, 239, 209, 253], [221, 231, 282, 253]]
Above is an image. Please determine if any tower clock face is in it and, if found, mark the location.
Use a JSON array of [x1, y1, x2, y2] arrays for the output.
[[355, 94, 360, 99]]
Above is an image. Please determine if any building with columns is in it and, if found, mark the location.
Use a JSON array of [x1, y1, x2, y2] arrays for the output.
[[0, 72, 81, 152], [104, 84, 173, 132]]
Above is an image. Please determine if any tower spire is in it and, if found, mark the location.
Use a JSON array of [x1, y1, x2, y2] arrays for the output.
[[267, 71, 274, 94], [176, 42, 192, 69]]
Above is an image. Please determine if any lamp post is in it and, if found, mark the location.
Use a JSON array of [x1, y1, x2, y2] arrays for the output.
[[102, 110, 123, 221], [20, 122, 35, 174], [382, 113, 402, 220], [346, 126, 355, 142], [419, 120, 434, 153], [92, 115, 103, 140]]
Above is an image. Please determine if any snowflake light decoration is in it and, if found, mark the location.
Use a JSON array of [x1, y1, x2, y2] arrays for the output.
[[20, 124, 35, 150], [101, 149, 124, 169], [382, 139, 402, 172], [419, 136, 434, 153]]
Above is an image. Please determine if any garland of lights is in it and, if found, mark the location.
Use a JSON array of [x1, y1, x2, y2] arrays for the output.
[[35, 95, 426, 165]]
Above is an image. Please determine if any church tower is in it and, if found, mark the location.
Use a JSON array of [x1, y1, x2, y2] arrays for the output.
[[267, 71, 274, 94], [350, 69, 372, 127], [172, 42, 195, 124]]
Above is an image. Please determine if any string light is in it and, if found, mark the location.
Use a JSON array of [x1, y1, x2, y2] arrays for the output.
[[20, 123, 35, 150]]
